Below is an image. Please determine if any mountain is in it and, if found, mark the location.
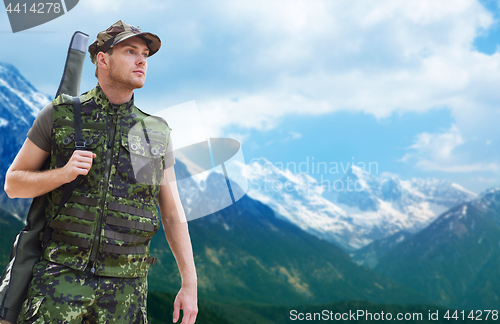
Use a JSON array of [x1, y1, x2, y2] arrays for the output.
[[241, 158, 358, 250], [148, 160, 429, 306], [242, 158, 476, 251], [351, 231, 413, 268], [375, 188, 500, 309], [329, 166, 476, 248], [0, 62, 51, 219]]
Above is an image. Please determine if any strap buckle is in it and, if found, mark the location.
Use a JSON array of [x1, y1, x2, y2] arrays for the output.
[[74, 141, 86, 149]]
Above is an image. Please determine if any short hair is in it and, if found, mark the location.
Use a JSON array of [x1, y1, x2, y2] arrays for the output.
[[94, 47, 114, 79]]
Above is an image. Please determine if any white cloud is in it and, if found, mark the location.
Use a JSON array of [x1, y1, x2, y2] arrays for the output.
[[3, 0, 500, 174], [402, 125, 500, 172], [127, 0, 498, 138], [6, 0, 499, 125], [410, 125, 464, 160], [175, 0, 499, 173]]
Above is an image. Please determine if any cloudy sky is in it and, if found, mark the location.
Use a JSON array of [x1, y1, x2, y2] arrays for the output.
[[1, 0, 500, 193]]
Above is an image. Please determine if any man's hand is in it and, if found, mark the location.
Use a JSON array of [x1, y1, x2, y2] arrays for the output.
[[5, 139, 97, 198], [61, 150, 97, 183], [173, 285, 198, 324]]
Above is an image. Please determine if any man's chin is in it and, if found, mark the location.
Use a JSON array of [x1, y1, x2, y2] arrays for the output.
[[131, 79, 146, 89]]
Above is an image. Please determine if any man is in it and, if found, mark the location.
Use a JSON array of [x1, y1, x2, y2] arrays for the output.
[[3, 20, 197, 324]]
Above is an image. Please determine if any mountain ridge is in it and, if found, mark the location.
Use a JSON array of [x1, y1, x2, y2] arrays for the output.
[[149, 171, 431, 306], [375, 188, 500, 309], [241, 157, 476, 251]]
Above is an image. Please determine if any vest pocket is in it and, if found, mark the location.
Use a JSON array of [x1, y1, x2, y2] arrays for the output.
[[113, 132, 166, 203], [45, 193, 100, 264], [103, 202, 158, 248], [98, 200, 159, 277]]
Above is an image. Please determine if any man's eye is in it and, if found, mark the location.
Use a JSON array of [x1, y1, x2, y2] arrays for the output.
[[128, 50, 134, 54]]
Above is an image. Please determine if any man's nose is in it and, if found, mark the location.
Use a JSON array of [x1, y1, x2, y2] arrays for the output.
[[137, 55, 146, 65]]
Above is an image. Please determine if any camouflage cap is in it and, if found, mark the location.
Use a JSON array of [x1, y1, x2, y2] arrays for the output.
[[88, 20, 161, 64]]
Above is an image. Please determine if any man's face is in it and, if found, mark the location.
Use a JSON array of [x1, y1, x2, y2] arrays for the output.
[[107, 36, 149, 90]]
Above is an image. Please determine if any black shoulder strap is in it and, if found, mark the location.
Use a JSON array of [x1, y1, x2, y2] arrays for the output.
[[73, 96, 86, 150], [42, 97, 85, 246]]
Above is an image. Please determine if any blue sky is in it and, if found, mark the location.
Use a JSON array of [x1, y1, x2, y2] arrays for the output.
[[1, 0, 500, 194]]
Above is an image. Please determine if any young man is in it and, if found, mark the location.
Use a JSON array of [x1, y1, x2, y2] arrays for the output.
[[4, 20, 197, 324]]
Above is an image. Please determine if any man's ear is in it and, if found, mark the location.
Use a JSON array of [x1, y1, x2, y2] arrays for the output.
[[96, 52, 109, 72]]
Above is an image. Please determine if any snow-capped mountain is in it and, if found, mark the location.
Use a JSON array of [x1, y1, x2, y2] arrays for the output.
[[324, 165, 477, 248], [0, 63, 49, 129], [238, 158, 476, 251], [0, 62, 51, 218], [240, 158, 361, 250]]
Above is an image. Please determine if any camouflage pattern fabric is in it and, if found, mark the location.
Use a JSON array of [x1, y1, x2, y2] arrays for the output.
[[88, 20, 161, 64], [17, 259, 148, 324], [42, 85, 171, 278]]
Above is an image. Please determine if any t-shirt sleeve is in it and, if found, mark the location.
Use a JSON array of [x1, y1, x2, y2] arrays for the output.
[[164, 135, 175, 169], [27, 102, 53, 153]]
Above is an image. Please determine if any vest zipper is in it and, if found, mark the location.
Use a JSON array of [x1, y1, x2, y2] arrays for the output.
[[88, 111, 119, 274]]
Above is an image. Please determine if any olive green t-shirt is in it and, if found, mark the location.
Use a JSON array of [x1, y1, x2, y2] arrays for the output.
[[27, 103, 175, 169]]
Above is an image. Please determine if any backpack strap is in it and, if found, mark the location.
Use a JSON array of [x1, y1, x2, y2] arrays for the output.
[[73, 96, 85, 150], [41, 97, 85, 247]]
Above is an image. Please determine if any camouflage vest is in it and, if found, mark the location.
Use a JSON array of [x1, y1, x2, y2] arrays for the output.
[[42, 85, 171, 278]]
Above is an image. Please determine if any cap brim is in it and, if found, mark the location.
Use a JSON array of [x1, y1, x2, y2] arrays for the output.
[[112, 32, 161, 57]]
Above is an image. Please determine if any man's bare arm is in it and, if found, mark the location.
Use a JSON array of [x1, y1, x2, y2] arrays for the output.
[[4, 138, 96, 199], [158, 166, 198, 324]]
